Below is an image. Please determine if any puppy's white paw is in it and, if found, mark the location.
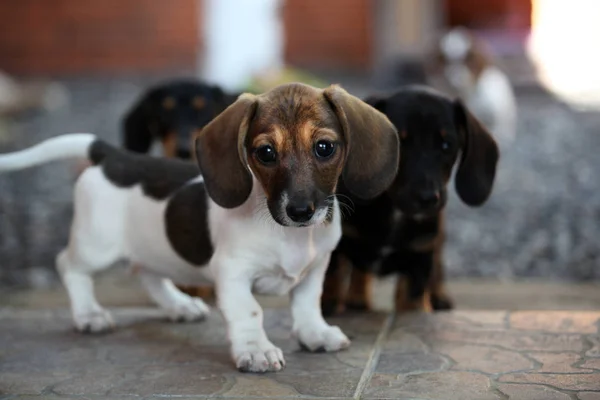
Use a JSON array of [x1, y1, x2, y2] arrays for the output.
[[167, 297, 210, 322], [295, 324, 351, 352], [74, 309, 115, 333], [233, 340, 285, 373]]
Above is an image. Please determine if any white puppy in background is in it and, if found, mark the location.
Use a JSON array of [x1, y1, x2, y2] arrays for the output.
[[433, 27, 517, 149]]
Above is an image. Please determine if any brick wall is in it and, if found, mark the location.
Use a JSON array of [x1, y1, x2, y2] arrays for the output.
[[283, 0, 373, 71], [0, 0, 372, 75], [0, 0, 200, 75]]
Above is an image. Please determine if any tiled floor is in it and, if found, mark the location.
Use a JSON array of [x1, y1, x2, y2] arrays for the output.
[[1, 304, 599, 399], [1, 272, 600, 399]]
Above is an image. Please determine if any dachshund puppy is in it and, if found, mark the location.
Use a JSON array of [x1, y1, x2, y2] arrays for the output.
[[123, 79, 239, 301], [123, 79, 239, 159], [0, 83, 399, 373], [322, 85, 499, 316]]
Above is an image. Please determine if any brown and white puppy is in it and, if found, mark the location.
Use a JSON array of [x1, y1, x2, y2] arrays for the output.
[[0, 83, 399, 373], [430, 27, 517, 148], [322, 85, 499, 316]]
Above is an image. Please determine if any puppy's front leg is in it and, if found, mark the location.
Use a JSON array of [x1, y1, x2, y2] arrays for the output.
[[214, 260, 285, 373], [291, 254, 351, 352]]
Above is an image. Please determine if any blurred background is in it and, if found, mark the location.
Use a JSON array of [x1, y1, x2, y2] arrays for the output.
[[0, 0, 599, 306]]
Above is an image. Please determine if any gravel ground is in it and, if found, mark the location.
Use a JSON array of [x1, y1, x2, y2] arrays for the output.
[[0, 74, 599, 288], [445, 85, 600, 281]]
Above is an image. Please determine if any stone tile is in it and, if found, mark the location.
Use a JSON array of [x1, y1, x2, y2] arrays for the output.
[[395, 312, 596, 353], [375, 351, 449, 375], [364, 371, 500, 400], [496, 383, 571, 400], [263, 370, 363, 398], [217, 376, 301, 397], [4, 308, 600, 399], [383, 329, 429, 353], [0, 308, 385, 398], [10, 396, 135, 400], [499, 373, 600, 391], [55, 364, 229, 396], [144, 398, 352, 400], [527, 352, 584, 373], [446, 311, 509, 328], [510, 311, 600, 333], [579, 393, 600, 400], [413, 324, 586, 352], [580, 358, 600, 371], [434, 343, 533, 374], [586, 335, 600, 358], [9, 394, 136, 400], [394, 312, 507, 332], [0, 370, 75, 395]]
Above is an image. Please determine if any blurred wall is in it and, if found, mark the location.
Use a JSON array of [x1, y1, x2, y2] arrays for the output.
[[444, 0, 531, 30], [0, 0, 376, 76], [0, 0, 200, 75], [283, 0, 372, 71], [372, 0, 443, 70]]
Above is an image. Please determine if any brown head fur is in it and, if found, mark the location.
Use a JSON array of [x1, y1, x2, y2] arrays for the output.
[[194, 83, 400, 226]]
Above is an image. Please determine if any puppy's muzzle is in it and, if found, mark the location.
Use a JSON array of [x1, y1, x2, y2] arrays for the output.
[[286, 200, 315, 223]]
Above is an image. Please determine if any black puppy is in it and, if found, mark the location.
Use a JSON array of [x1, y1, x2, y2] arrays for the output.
[[322, 85, 499, 316], [123, 79, 239, 159]]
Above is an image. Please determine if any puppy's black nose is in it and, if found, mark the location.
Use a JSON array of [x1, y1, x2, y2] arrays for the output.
[[286, 202, 315, 223], [417, 190, 440, 208]]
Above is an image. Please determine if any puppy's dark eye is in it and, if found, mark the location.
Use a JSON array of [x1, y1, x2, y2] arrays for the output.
[[255, 145, 277, 165], [441, 141, 451, 151], [315, 140, 336, 159]]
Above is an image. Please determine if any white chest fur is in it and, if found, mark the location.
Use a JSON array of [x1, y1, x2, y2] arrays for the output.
[[207, 189, 341, 296]]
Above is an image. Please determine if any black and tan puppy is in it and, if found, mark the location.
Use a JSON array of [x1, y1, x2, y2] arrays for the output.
[[322, 85, 499, 316], [122, 79, 239, 301], [123, 79, 239, 159]]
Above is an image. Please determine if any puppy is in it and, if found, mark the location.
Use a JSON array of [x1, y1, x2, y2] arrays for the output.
[[322, 85, 499, 316], [431, 27, 517, 148], [0, 83, 399, 372], [123, 79, 239, 159], [122, 79, 239, 301]]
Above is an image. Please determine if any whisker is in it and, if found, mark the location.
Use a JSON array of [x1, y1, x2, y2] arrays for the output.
[[331, 194, 355, 219]]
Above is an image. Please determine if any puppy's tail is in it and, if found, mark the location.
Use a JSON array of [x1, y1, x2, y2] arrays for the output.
[[0, 133, 96, 172]]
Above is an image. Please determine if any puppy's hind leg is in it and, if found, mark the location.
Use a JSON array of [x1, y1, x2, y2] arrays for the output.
[[139, 270, 210, 322], [57, 167, 127, 333], [56, 249, 115, 333]]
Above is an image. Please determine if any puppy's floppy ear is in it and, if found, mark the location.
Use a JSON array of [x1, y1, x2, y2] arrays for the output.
[[194, 93, 258, 208], [453, 99, 499, 206], [324, 85, 399, 200], [122, 94, 156, 154]]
